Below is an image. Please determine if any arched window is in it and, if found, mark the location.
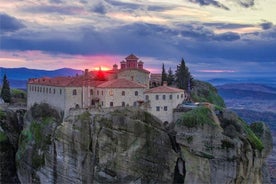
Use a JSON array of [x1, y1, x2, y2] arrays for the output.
[[122, 91, 125, 96], [135, 91, 138, 96], [110, 102, 113, 107], [145, 95, 149, 100], [73, 89, 77, 95]]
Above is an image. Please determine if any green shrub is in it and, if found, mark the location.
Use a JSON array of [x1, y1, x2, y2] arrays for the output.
[[239, 119, 264, 151], [177, 107, 217, 128], [191, 80, 225, 107], [0, 131, 8, 142], [250, 122, 264, 139], [0, 109, 5, 119], [11, 89, 26, 99]]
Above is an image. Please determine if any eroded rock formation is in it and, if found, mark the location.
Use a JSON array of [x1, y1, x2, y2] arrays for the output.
[[16, 104, 273, 184]]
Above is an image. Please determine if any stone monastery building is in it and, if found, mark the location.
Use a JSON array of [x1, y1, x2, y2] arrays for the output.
[[27, 54, 187, 123]]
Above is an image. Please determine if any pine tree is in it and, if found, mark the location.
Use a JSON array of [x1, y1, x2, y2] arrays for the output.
[[167, 67, 174, 86], [175, 58, 193, 90], [1, 74, 11, 103], [161, 63, 167, 85]]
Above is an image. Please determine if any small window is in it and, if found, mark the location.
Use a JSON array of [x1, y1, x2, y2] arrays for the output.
[[122, 102, 125, 107], [46, 88, 48, 93], [135, 91, 138, 96], [49, 88, 51, 93], [53, 89, 56, 94], [43, 87, 45, 93], [97, 90, 99, 95], [90, 89, 93, 95], [164, 106, 168, 111], [40, 87, 42, 92], [177, 94, 179, 99], [163, 95, 166, 100], [145, 95, 149, 100], [110, 102, 113, 107], [181, 94, 183, 98], [131, 76, 134, 81], [169, 94, 172, 100], [101, 91, 103, 95], [156, 106, 160, 111], [133, 102, 137, 106], [155, 95, 159, 100], [109, 90, 113, 96], [60, 89, 62, 95], [122, 91, 125, 96], [73, 89, 77, 95]]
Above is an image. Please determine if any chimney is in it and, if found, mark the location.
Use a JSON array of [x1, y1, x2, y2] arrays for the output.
[[163, 81, 167, 86]]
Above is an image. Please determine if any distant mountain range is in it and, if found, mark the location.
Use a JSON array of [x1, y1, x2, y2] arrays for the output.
[[208, 78, 276, 88], [0, 67, 83, 89], [217, 83, 276, 100]]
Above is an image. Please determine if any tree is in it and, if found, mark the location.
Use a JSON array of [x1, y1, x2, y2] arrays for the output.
[[1, 74, 11, 103], [167, 67, 174, 86], [161, 63, 167, 85], [175, 58, 193, 90]]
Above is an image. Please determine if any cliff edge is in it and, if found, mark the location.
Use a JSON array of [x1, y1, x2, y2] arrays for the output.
[[15, 102, 273, 183]]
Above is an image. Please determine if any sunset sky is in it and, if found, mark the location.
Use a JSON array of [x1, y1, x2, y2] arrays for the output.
[[0, 0, 276, 80]]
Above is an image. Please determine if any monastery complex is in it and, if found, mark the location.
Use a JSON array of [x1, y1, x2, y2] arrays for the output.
[[27, 54, 187, 123]]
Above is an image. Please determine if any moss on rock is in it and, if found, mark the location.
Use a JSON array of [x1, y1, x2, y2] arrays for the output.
[[177, 107, 217, 128]]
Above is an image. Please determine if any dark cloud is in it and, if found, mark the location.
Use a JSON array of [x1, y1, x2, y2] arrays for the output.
[[180, 24, 240, 41], [0, 13, 25, 33], [213, 32, 240, 41], [22, 5, 85, 15], [105, 0, 141, 10], [188, 0, 229, 10], [147, 5, 174, 12], [1, 21, 276, 65], [237, 0, 255, 8], [203, 22, 253, 29], [260, 21, 273, 30], [91, 3, 107, 14], [49, 0, 63, 4]]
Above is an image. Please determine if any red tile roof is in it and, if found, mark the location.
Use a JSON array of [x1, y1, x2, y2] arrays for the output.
[[97, 78, 146, 88], [28, 76, 105, 87], [145, 85, 184, 93]]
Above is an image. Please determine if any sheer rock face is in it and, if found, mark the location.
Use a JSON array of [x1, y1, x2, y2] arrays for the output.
[[17, 107, 178, 183], [0, 109, 23, 184], [175, 109, 273, 184], [16, 106, 272, 184]]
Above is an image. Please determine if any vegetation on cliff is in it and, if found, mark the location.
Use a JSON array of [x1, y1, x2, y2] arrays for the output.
[[17, 103, 62, 170], [191, 80, 225, 107], [176, 106, 217, 128]]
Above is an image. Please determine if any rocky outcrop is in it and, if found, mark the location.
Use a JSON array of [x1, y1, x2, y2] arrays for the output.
[[175, 107, 273, 184], [16, 104, 273, 183], [16, 105, 178, 183], [0, 109, 24, 183]]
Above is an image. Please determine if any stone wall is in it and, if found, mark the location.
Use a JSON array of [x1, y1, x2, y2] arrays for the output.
[[27, 84, 66, 113], [145, 92, 185, 123], [118, 70, 149, 88]]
